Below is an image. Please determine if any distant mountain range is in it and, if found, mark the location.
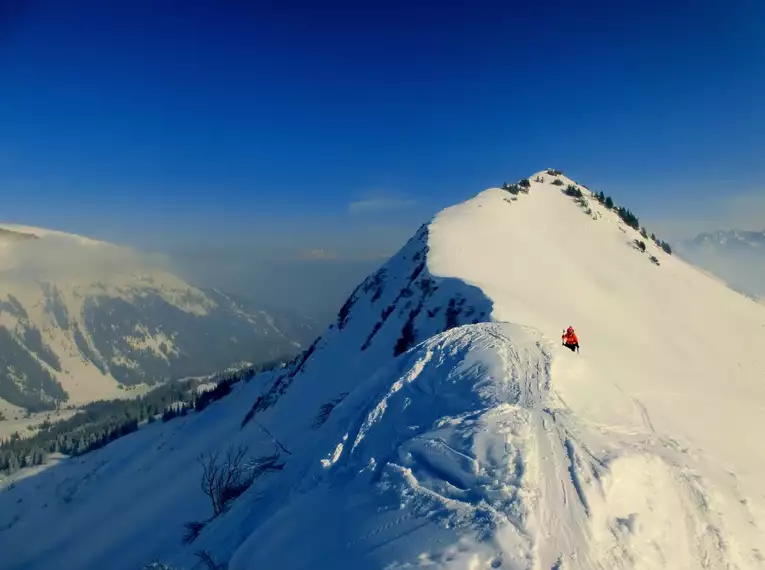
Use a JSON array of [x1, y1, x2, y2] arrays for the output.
[[690, 229, 765, 250], [0, 224, 316, 411], [679, 229, 765, 298]]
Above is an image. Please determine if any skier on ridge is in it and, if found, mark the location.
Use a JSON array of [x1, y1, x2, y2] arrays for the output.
[[562, 326, 580, 353]]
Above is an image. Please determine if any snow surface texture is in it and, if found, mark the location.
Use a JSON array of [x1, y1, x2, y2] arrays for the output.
[[1, 172, 764, 570]]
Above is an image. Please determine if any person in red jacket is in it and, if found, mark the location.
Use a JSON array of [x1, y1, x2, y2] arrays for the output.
[[562, 326, 579, 353]]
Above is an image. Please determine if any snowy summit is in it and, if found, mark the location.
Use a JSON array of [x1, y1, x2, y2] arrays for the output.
[[1, 171, 764, 570]]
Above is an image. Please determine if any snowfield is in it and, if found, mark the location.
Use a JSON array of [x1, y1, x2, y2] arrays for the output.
[[1, 171, 764, 570]]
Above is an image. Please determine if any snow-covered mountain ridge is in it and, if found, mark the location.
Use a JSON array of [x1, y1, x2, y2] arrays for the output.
[[1, 171, 764, 570], [0, 225, 313, 410]]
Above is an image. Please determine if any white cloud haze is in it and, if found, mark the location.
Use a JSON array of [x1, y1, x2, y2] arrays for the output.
[[648, 190, 765, 242], [0, 235, 169, 283], [348, 195, 417, 215]]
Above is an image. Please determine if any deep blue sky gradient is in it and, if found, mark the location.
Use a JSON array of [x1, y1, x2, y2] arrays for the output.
[[2, 0, 764, 252]]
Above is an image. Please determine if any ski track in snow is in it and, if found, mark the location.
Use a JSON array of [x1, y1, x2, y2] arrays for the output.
[[1, 171, 764, 570]]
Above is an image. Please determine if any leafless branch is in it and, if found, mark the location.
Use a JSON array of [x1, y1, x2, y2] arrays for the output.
[[198, 444, 284, 516]]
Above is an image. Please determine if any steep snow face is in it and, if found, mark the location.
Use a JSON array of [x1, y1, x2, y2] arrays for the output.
[[1, 172, 764, 570], [0, 227, 313, 409]]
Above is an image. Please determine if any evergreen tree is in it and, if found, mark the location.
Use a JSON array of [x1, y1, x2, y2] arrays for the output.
[[0, 358, 288, 474], [617, 206, 640, 230], [563, 184, 583, 198]]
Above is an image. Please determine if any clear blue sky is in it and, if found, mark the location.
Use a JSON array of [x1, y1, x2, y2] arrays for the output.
[[1, 0, 764, 253]]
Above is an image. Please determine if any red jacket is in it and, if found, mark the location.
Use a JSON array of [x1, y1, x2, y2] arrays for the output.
[[562, 331, 579, 345]]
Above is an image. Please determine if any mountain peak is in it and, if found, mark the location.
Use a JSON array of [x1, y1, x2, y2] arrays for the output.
[[222, 171, 763, 567], [274, 170, 764, 567], [2, 171, 764, 570]]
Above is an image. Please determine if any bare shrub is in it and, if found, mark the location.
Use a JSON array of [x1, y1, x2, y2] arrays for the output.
[[199, 444, 283, 516], [195, 550, 225, 570], [182, 520, 206, 545]]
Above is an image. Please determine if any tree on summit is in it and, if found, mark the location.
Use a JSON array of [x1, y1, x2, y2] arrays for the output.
[[563, 184, 583, 198]]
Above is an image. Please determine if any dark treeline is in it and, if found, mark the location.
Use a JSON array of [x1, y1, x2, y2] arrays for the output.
[[0, 358, 287, 474]]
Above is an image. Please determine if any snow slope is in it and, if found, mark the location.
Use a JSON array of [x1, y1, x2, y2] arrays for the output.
[[1, 171, 764, 570]]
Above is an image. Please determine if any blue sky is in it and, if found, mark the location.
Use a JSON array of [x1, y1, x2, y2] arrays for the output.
[[1, 0, 764, 260]]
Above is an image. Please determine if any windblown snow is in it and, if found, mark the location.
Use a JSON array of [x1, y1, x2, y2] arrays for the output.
[[1, 172, 764, 570]]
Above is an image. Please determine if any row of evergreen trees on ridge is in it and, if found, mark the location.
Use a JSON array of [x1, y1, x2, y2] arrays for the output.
[[590, 189, 672, 254], [0, 359, 288, 474], [503, 169, 673, 256]]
